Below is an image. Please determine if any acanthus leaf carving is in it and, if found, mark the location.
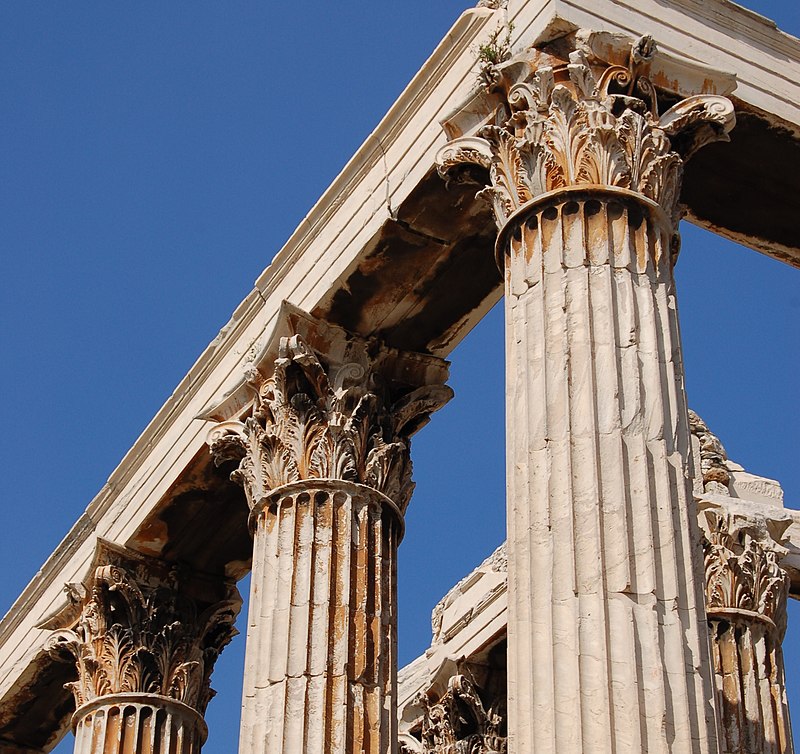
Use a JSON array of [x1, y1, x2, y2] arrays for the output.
[[699, 499, 794, 753], [699, 502, 791, 636], [419, 674, 507, 754], [208, 315, 452, 515], [437, 36, 734, 229], [43, 542, 240, 715]]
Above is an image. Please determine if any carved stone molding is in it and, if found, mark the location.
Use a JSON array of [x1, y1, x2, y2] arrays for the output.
[[700, 502, 790, 638], [431, 543, 506, 646], [698, 500, 794, 753], [398, 642, 507, 754], [69, 694, 207, 754], [437, 36, 735, 236], [42, 540, 240, 724]]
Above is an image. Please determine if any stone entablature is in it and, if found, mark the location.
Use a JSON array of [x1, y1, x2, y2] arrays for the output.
[[399, 546, 509, 753], [690, 410, 787, 508], [398, 543, 509, 748], [0, 3, 798, 751]]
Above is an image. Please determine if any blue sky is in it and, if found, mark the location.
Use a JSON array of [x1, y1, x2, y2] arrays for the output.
[[0, 2, 797, 751]]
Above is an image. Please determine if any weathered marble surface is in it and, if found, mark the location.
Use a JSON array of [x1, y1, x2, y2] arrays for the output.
[[41, 541, 240, 754], [399, 443, 797, 754], [438, 36, 736, 753]]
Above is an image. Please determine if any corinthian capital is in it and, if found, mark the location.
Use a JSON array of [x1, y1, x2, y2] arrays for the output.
[[206, 305, 453, 515], [699, 500, 791, 637], [436, 36, 735, 229], [41, 540, 240, 715], [419, 674, 507, 754]]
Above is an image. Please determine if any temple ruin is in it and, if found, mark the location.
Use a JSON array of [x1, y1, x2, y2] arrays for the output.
[[1, 0, 799, 752]]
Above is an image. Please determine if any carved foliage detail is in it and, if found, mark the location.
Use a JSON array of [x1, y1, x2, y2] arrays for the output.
[[210, 334, 452, 513], [700, 506, 790, 637], [437, 38, 734, 227], [420, 675, 507, 754], [46, 554, 239, 714]]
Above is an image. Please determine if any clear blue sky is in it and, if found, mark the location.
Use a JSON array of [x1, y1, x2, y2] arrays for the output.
[[1, 2, 797, 751]]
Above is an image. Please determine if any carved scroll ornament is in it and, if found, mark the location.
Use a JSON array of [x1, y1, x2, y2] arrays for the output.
[[437, 37, 735, 230]]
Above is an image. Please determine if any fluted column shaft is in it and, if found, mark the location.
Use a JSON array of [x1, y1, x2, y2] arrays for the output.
[[239, 481, 400, 753], [72, 695, 206, 754], [501, 187, 716, 753], [709, 618, 792, 754]]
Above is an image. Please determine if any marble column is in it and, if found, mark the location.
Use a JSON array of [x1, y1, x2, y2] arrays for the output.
[[437, 38, 735, 753], [690, 414, 794, 754], [43, 541, 240, 754], [207, 309, 452, 754], [699, 502, 794, 754]]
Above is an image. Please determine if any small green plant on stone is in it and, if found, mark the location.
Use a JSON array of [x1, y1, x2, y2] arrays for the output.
[[477, 22, 514, 89]]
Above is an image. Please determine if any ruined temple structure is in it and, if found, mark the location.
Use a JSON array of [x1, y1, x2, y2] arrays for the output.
[[1, 0, 798, 752]]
